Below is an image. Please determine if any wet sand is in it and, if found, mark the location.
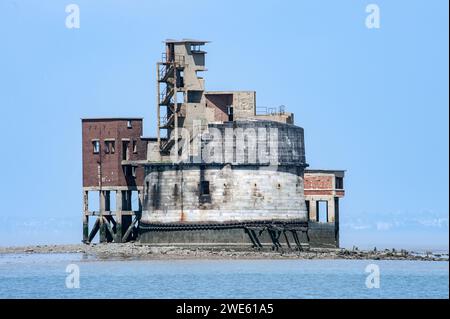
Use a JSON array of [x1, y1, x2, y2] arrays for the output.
[[0, 243, 447, 261]]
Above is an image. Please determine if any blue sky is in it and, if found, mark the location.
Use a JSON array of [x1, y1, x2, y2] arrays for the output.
[[0, 0, 448, 250]]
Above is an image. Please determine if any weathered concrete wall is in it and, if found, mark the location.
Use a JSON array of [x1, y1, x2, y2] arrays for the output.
[[139, 228, 252, 246], [254, 113, 294, 124], [206, 120, 306, 165], [141, 120, 308, 225], [138, 227, 309, 248], [308, 221, 338, 248], [140, 164, 307, 224], [173, 42, 206, 91], [232, 91, 256, 120], [146, 140, 161, 162]]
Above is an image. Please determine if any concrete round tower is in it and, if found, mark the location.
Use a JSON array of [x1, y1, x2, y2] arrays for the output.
[[139, 120, 310, 248]]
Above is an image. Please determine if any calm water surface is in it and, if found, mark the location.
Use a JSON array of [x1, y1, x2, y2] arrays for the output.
[[0, 253, 448, 298]]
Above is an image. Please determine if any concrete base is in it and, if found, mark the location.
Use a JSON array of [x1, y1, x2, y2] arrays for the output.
[[138, 221, 312, 249], [308, 222, 338, 248], [138, 221, 338, 248]]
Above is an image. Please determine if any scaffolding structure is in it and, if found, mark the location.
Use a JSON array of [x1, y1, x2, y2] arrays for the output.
[[156, 45, 185, 153]]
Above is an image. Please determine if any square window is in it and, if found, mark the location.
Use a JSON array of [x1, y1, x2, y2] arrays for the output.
[[187, 91, 202, 103]]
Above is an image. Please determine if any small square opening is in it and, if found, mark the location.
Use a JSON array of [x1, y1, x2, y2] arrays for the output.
[[199, 181, 210, 195], [187, 91, 202, 103]]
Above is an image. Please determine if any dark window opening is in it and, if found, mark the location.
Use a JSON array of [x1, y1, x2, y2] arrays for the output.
[[177, 70, 184, 87], [335, 177, 344, 189], [122, 165, 136, 178], [187, 90, 202, 103], [167, 43, 175, 62], [305, 200, 310, 220], [105, 141, 115, 154], [132, 140, 137, 153], [123, 165, 131, 177], [227, 105, 233, 121], [122, 141, 129, 160], [92, 140, 100, 154], [127, 120, 132, 128], [335, 197, 339, 222], [199, 181, 210, 195]]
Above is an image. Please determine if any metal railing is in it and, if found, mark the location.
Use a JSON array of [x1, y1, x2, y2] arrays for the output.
[[158, 63, 172, 80], [159, 87, 174, 105], [161, 52, 185, 65], [256, 105, 286, 115]]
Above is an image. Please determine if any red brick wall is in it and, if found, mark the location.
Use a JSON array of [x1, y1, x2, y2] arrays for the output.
[[205, 93, 233, 122], [304, 174, 333, 190], [304, 173, 345, 197], [82, 119, 146, 187], [304, 174, 334, 196]]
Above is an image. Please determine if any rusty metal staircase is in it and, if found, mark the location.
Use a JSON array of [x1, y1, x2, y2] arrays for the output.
[[157, 50, 185, 154]]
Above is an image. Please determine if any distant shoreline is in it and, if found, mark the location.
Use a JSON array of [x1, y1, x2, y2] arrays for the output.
[[0, 243, 448, 261]]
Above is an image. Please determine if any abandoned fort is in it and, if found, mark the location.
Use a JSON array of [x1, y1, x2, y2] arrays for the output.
[[82, 39, 345, 249]]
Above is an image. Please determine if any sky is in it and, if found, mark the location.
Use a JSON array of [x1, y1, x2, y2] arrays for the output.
[[0, 0, 448, 251]]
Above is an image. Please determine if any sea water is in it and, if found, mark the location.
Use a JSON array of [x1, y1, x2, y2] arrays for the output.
[[0, 253, 448, 298]]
